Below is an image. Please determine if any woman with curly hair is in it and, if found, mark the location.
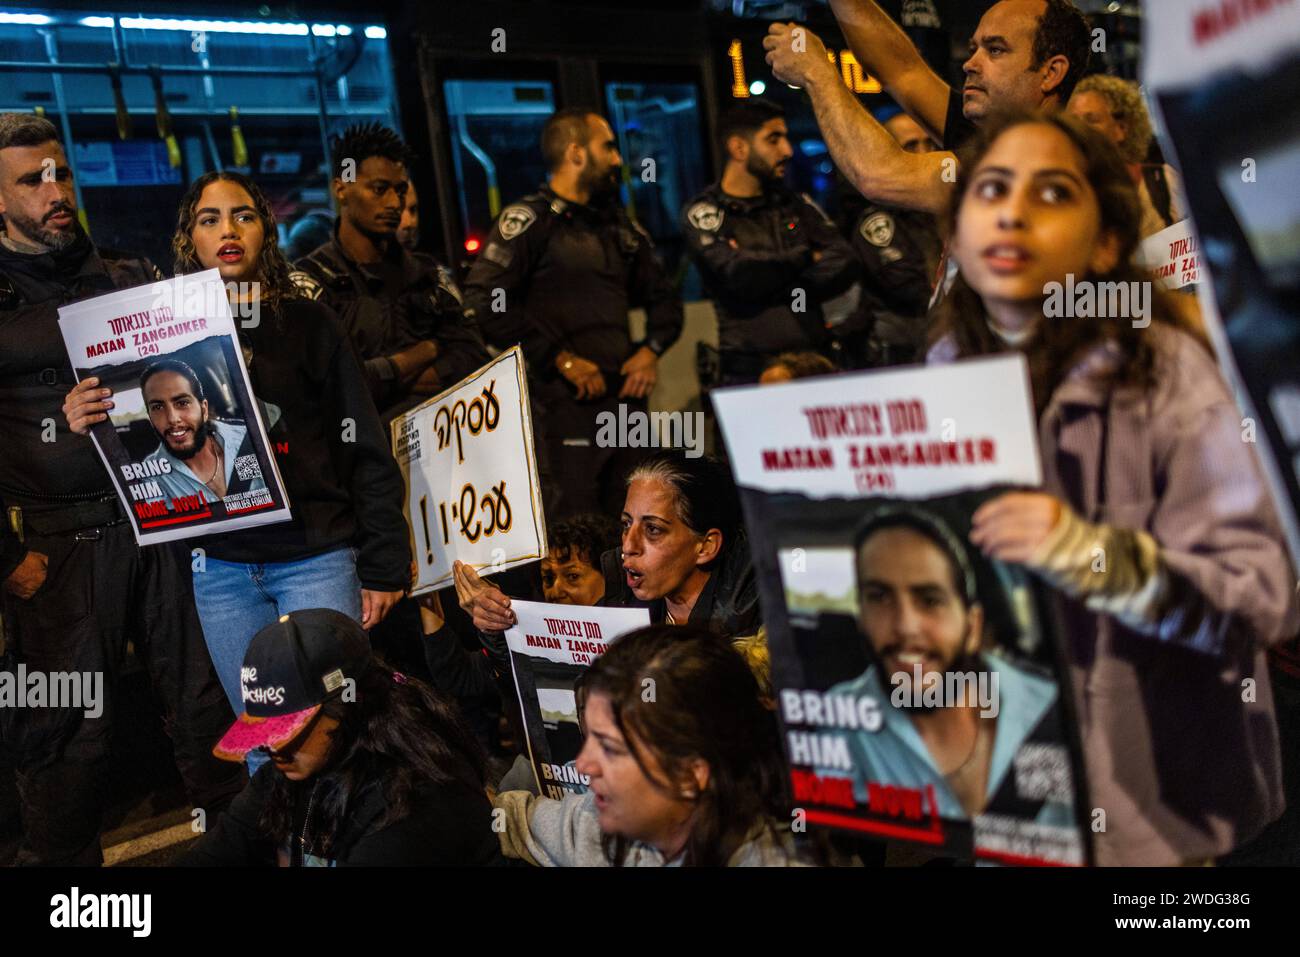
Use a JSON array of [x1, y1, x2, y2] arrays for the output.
[[64, 172, 410, 776], [1068, 74, 1184, 237]]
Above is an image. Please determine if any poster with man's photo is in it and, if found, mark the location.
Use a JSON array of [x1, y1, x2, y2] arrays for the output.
[[57, 269, 290, 545], [1144, 0, 1300, 574], [503, 600, 650, 799], [714, 357, 1090, 866]]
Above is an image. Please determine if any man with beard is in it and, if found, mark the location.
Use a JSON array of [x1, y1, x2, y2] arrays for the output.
[[681, 99, 857, 386], [290, 123, 487, 426], [137, 359, 267, 506], [0, 113, 243, 864], [763, 0, 1091, 214], [463, 109, 683, 518], [822, 509, 1066, 829]]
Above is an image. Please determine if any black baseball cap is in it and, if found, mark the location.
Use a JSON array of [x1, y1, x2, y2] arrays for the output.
[[214, 608, 370, 762]]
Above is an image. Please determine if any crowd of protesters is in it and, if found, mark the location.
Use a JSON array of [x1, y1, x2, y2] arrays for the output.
[[1, 0, 1297, 868]]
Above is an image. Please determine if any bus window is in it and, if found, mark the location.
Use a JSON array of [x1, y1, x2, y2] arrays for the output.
[[443, 78, 555, 248], [604, 80, 706, 282]]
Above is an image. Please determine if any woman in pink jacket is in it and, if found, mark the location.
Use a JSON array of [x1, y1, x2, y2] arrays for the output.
[[929, 110, 1299, 865]]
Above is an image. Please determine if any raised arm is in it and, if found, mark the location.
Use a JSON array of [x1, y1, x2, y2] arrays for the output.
[[828, 0, 953, 142], [764, 23, 955, 214]]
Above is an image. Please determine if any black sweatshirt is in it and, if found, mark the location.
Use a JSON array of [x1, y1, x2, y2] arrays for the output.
[[291, 229, 490, 425], [0, 231, 160, 579], [198, 297, 410, 591], [181, 762, 505, 866]]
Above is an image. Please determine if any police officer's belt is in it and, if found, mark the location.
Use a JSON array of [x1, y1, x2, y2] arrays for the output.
[[20, 496, 126, 536]]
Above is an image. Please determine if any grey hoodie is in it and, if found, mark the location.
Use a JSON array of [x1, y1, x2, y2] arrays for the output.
[[493, 789, 805, 867]]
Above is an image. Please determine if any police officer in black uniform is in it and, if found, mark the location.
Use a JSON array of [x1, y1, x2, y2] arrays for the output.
[[0, 114, 242, 864], [463, 108, 683, 519], [844, 107, 942, 368], [289, 123, 488, 426], [681, 99, 858, 387]]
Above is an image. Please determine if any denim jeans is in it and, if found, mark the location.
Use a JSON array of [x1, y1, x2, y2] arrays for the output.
[[192, 546, 363, 775]]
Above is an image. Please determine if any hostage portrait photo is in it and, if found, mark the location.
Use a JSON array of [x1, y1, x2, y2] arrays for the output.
[[752, 487, 1089, 865], [75, 333, 287, 538], [508, 654, 591, 799]]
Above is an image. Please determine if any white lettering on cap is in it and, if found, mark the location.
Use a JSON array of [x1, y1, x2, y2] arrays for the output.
[[243, 684, 286, 706]]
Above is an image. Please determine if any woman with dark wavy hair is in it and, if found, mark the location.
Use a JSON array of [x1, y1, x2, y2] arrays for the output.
[[930, 110, 1298, 865], [183, 608, 502, 865], [171, 170, 297, 312], [493, 623, 799, 866], [63, 171, 411, 778]]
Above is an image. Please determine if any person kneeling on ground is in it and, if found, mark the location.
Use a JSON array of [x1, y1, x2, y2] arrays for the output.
[[458, 451, 761, 640], [183, 608, 503, 866]]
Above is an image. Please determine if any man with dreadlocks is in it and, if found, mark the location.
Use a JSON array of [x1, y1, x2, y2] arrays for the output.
[[290, 122, 487, 426]]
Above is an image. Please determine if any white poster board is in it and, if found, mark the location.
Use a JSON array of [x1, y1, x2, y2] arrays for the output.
[[57, 269, 291, 544], [504, 600, 651, 798], [393, 346, 546, 595], [713, 353, 1042, 498]]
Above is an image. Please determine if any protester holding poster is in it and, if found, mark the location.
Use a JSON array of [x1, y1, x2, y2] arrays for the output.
[[930, 111, 1299, 864], [458, 450, 760, 641], [493, 624, 801, 866], [65, 171, 409, 774], [714, 352, 1086, 866], [417, 515, 619, 703], [0, 113, 243, 865]]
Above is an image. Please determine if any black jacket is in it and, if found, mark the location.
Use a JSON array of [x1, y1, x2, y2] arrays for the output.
[[0, 229, 160, 580], [198, 297, 411, 590], [681, 182, 858, 358], [290, 227, 488, 423], [182, 761, 505, 866], [462, 185, 683, 389], [849, 202, 941, 364]]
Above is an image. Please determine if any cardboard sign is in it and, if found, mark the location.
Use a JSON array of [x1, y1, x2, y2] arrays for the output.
[[393, 346, 547, 594]]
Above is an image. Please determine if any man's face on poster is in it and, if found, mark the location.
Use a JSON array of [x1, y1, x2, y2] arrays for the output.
[[855, 525, 984, 698], [144, 370, 210, 460]]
